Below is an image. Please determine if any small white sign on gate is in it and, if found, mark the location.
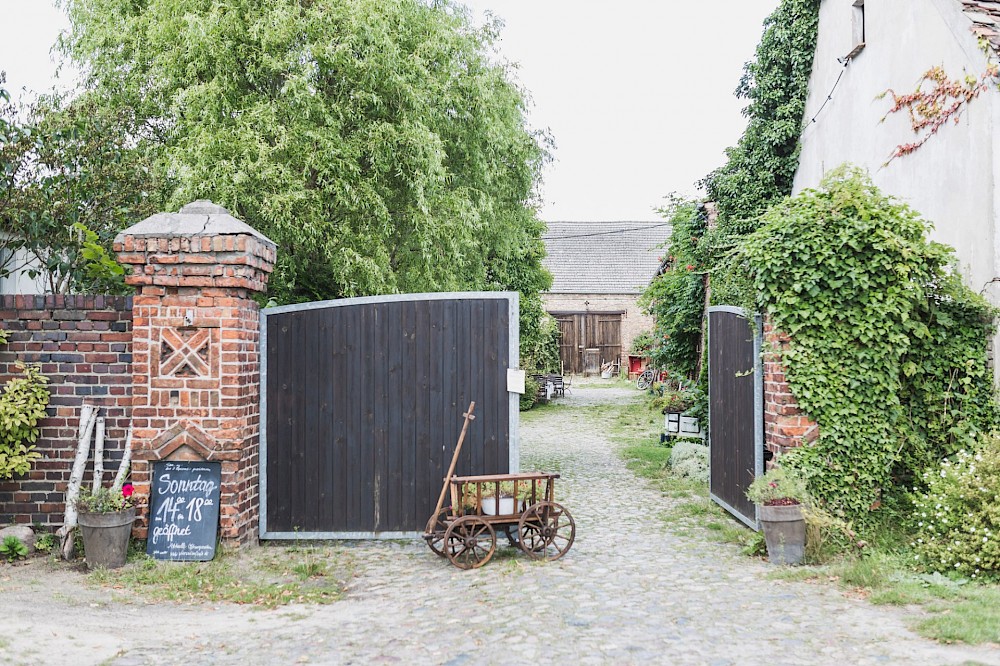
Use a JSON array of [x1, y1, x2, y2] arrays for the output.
[[507, 369, 526, 394]]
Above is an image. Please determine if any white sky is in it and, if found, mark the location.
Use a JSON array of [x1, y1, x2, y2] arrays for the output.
[[0, 0, 779, 222]]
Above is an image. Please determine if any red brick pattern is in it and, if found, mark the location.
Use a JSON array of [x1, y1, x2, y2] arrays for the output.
[[763, 321, 819, 464], [115, 230, 274, 543], [0, 295, 132, 526]]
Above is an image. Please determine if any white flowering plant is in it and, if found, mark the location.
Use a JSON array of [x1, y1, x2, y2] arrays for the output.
[[911, 435, 1000, 580]]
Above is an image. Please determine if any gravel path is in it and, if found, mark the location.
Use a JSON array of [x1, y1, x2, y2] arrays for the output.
[[2, 386, 999, 665]]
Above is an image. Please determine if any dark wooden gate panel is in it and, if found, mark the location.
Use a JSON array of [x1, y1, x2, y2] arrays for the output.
[[261, 293, 516, 538], [708, 306, 762, 528], [553, 312, 622, 374]]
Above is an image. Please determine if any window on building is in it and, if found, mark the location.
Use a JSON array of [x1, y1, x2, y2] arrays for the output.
[[851, 0, 866, 57]]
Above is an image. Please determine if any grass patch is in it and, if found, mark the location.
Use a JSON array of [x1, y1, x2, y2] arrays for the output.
[[573, 376, 635, 389], [89, 544, 347, 607], [519, 401, 568, 421], [761, 550, 1000, 645], [621, 443, 672, 479]]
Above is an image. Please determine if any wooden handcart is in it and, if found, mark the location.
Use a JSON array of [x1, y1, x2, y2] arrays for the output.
[[423, 403, 575, 569], [423, 472, 575, 569]]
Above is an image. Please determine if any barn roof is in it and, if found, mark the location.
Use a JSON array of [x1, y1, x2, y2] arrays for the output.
[[959, 0, 1000, 53], [541, 221, 670, 295]]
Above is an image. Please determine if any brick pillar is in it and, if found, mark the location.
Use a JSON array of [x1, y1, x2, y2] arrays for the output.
[[114, 200, 276, 544], [762, 321, 819, 465]]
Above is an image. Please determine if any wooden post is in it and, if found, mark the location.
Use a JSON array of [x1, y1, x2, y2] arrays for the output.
[[425, 402, 476, 533]]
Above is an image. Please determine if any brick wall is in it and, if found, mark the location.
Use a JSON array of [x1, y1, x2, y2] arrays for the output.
[[762, 321, 818, 464], [0, 295, 132, 526], [116, 201, 275, 543]]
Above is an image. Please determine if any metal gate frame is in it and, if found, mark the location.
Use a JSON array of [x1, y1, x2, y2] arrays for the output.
[[707, 306, 764, 529], [259, 291, 520, 540]]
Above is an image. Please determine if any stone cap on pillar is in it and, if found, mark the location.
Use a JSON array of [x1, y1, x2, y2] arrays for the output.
[[115, 200, 277, 293]]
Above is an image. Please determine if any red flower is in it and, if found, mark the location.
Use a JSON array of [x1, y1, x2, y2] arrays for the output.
[[686, 264, 694, 271], [122, 482, 134, 499]]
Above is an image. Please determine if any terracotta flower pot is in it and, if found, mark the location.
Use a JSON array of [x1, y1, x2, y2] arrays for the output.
[[78, 507, 136, 569], [759, 503, 805, 565]]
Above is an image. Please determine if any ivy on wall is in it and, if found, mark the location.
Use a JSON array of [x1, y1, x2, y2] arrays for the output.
[[742, 167, 997, 520], [701, 0, 821, 311], [704, 0, 821, 235]]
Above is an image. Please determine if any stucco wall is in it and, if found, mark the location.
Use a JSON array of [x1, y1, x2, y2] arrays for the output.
[[541, 293, 654, 361], [795, 0, 999, 302]]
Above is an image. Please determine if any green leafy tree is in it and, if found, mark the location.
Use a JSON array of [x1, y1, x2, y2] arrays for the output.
[[0, 86, 168, 293], [61, 0, 552, 342]]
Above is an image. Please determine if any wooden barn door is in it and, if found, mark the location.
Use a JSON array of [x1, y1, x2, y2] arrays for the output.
[[596, 315, 622, 369], [261, 293, 518, 539], [554, 312, 623, 375], [556, 315, 581, 374], [707, 306, 763, 529]]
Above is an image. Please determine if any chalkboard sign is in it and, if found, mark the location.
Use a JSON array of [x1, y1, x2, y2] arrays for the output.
[[147, 461, 222, 561]]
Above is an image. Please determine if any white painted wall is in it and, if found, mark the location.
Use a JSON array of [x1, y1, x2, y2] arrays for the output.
[[0, 243, 45, 295], [795, 0, 999, 301]]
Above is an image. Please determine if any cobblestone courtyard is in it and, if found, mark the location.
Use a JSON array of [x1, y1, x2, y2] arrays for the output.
[[2, 386, 999, 665]]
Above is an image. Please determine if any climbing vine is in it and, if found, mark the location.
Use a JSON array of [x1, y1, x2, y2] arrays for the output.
[[880, 64, 999, 164], [742, 167, 997, 520], [703, 0, 821, 235], [640, 197, 708, 380], [643, 0, 821, 409], [699, 0, 821, 309]]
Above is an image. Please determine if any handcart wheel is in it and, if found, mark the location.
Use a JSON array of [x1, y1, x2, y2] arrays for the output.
[[425, 507, 452, 558], [444, 515, 496, 570], [518, 501, 575, 561]]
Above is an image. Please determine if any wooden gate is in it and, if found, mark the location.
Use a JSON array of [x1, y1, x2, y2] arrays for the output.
[[554, 312, 622, 374], [260, 292, 519, 539], [707, 306, 763, 528]]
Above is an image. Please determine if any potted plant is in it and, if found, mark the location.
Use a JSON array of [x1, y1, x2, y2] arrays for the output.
[[653, 380, 704, 439], [76, 482, 135, 569], [478, 481, 519, 516], [746, 467, 808, 565]]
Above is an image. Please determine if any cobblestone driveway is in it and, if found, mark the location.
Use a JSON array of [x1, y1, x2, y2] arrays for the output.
[[2, 386, 1000, 665]]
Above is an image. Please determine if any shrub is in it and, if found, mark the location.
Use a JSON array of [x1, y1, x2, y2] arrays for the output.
[[0, 332, 51, 478], [520, 377, 540, 412], [669, 441, 708, 482], [912, 435, 1000, 580]]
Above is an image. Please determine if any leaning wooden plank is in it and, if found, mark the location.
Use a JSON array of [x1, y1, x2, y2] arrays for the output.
[[91, 416, 106, 493], [58, 405, 97, 560], [112, 425, 132, 492]]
